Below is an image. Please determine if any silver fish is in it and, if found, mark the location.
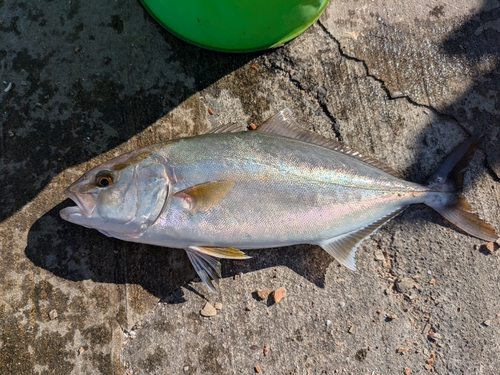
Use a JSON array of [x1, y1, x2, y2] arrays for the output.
[[60, 109, 499, 292]]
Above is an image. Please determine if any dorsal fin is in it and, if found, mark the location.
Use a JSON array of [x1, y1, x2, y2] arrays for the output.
[[257, 109, 403, 179], [208, 122, 244, 133]]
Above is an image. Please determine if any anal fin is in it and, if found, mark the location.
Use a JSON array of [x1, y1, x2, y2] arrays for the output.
[[185, 246, 251, 293], [319, 209, 405, 270]]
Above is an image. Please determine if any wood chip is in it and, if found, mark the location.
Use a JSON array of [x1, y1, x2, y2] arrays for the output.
[[251, 65, 258, 70], [397, 347, 409, 353], [207, 108, 214, 115], [248, 123, 257, 130], [272, 287, 287, 303], [256, 288, 271, 300], [200, 302, 217, 317], [254, 365, 262, 373]]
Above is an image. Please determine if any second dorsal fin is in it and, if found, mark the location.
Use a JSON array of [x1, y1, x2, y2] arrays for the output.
[[257, 109, 403, 179]]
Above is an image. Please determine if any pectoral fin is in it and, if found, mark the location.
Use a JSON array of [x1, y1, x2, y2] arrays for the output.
[[319, 209, 404, 270], [185, 246, 251, 293], [174, 181, 235, 211]]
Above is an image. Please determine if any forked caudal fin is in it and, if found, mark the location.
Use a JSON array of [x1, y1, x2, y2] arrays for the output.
[[426, 135, 499, 242]]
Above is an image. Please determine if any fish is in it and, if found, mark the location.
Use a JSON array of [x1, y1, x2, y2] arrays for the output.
[[60, 108, 499, 292]]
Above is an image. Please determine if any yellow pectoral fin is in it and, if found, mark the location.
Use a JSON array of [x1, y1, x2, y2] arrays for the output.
[[190, 246, 252, 259], [174, 180, 235, 211]]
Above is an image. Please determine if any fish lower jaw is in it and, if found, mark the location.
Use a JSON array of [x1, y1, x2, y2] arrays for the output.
[[60, 206, 82, 221]]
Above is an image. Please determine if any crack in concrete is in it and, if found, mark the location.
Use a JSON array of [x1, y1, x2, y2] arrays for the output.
[[316, 21, 472, 136], [267, 57, 343, 141], [317, 20, 500, 179]]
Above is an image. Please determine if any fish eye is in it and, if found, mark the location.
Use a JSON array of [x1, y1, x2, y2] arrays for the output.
[[95, 171, 114, 187]]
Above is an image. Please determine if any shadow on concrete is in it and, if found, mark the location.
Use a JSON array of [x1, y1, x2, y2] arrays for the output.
[[440, 0, 500, 178], [392, 0, 499, 240], [0, 0, 263, 223]]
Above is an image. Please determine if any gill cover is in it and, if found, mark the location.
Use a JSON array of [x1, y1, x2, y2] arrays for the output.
[[61, 150, 170, 239], [96, 154, 169, 238]]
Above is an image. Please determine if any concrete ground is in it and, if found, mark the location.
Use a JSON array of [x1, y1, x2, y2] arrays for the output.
[[1, 0, 499, 374]]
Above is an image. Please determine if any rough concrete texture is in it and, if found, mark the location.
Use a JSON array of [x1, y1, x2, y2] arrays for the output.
[[1, 0, 499, 374]]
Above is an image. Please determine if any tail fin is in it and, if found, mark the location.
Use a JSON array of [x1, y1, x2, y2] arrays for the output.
[[426, 135, 499, 242]]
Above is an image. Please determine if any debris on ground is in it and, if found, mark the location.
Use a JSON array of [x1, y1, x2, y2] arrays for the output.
[[256, 288, 271, 300], [272, 287, 287, 303], [48, 309, 58, 320], [200, 302, 217, 317]]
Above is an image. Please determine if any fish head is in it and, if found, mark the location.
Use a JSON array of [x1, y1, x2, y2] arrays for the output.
[[60, 149, 170, 239]]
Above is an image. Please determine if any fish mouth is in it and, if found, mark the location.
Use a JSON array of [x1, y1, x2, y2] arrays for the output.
[[61, 187, 96, 218]]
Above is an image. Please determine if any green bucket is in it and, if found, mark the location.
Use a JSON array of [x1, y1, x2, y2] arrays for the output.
[[140, 0, 330, 52]]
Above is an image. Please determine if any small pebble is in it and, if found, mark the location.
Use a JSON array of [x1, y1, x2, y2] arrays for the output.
[[484, 241, 499, 253], [326, 320, 332, 326], [21, 81, 28, 86], [256, 288, 271, 300], [183, 366, 189, 372], [387, 314, 397, 320], [214, 302, 223, 310], [403, 368, 411, 375], [397, 347, 409, 353], [250, 345, 259, 350], [272, 287, 287, 303], [482, 320, 491, 327], [48, 309, 58, 320], [263, 345, 270, 356], [428, 332, 441, 341], [395, 277, 415, 294], [339, 301, 346, 308], [429, 278, 436, 285], [374, 250, 385, 261], [200, 302, 217, 317], [78, 347, 84, 355]]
